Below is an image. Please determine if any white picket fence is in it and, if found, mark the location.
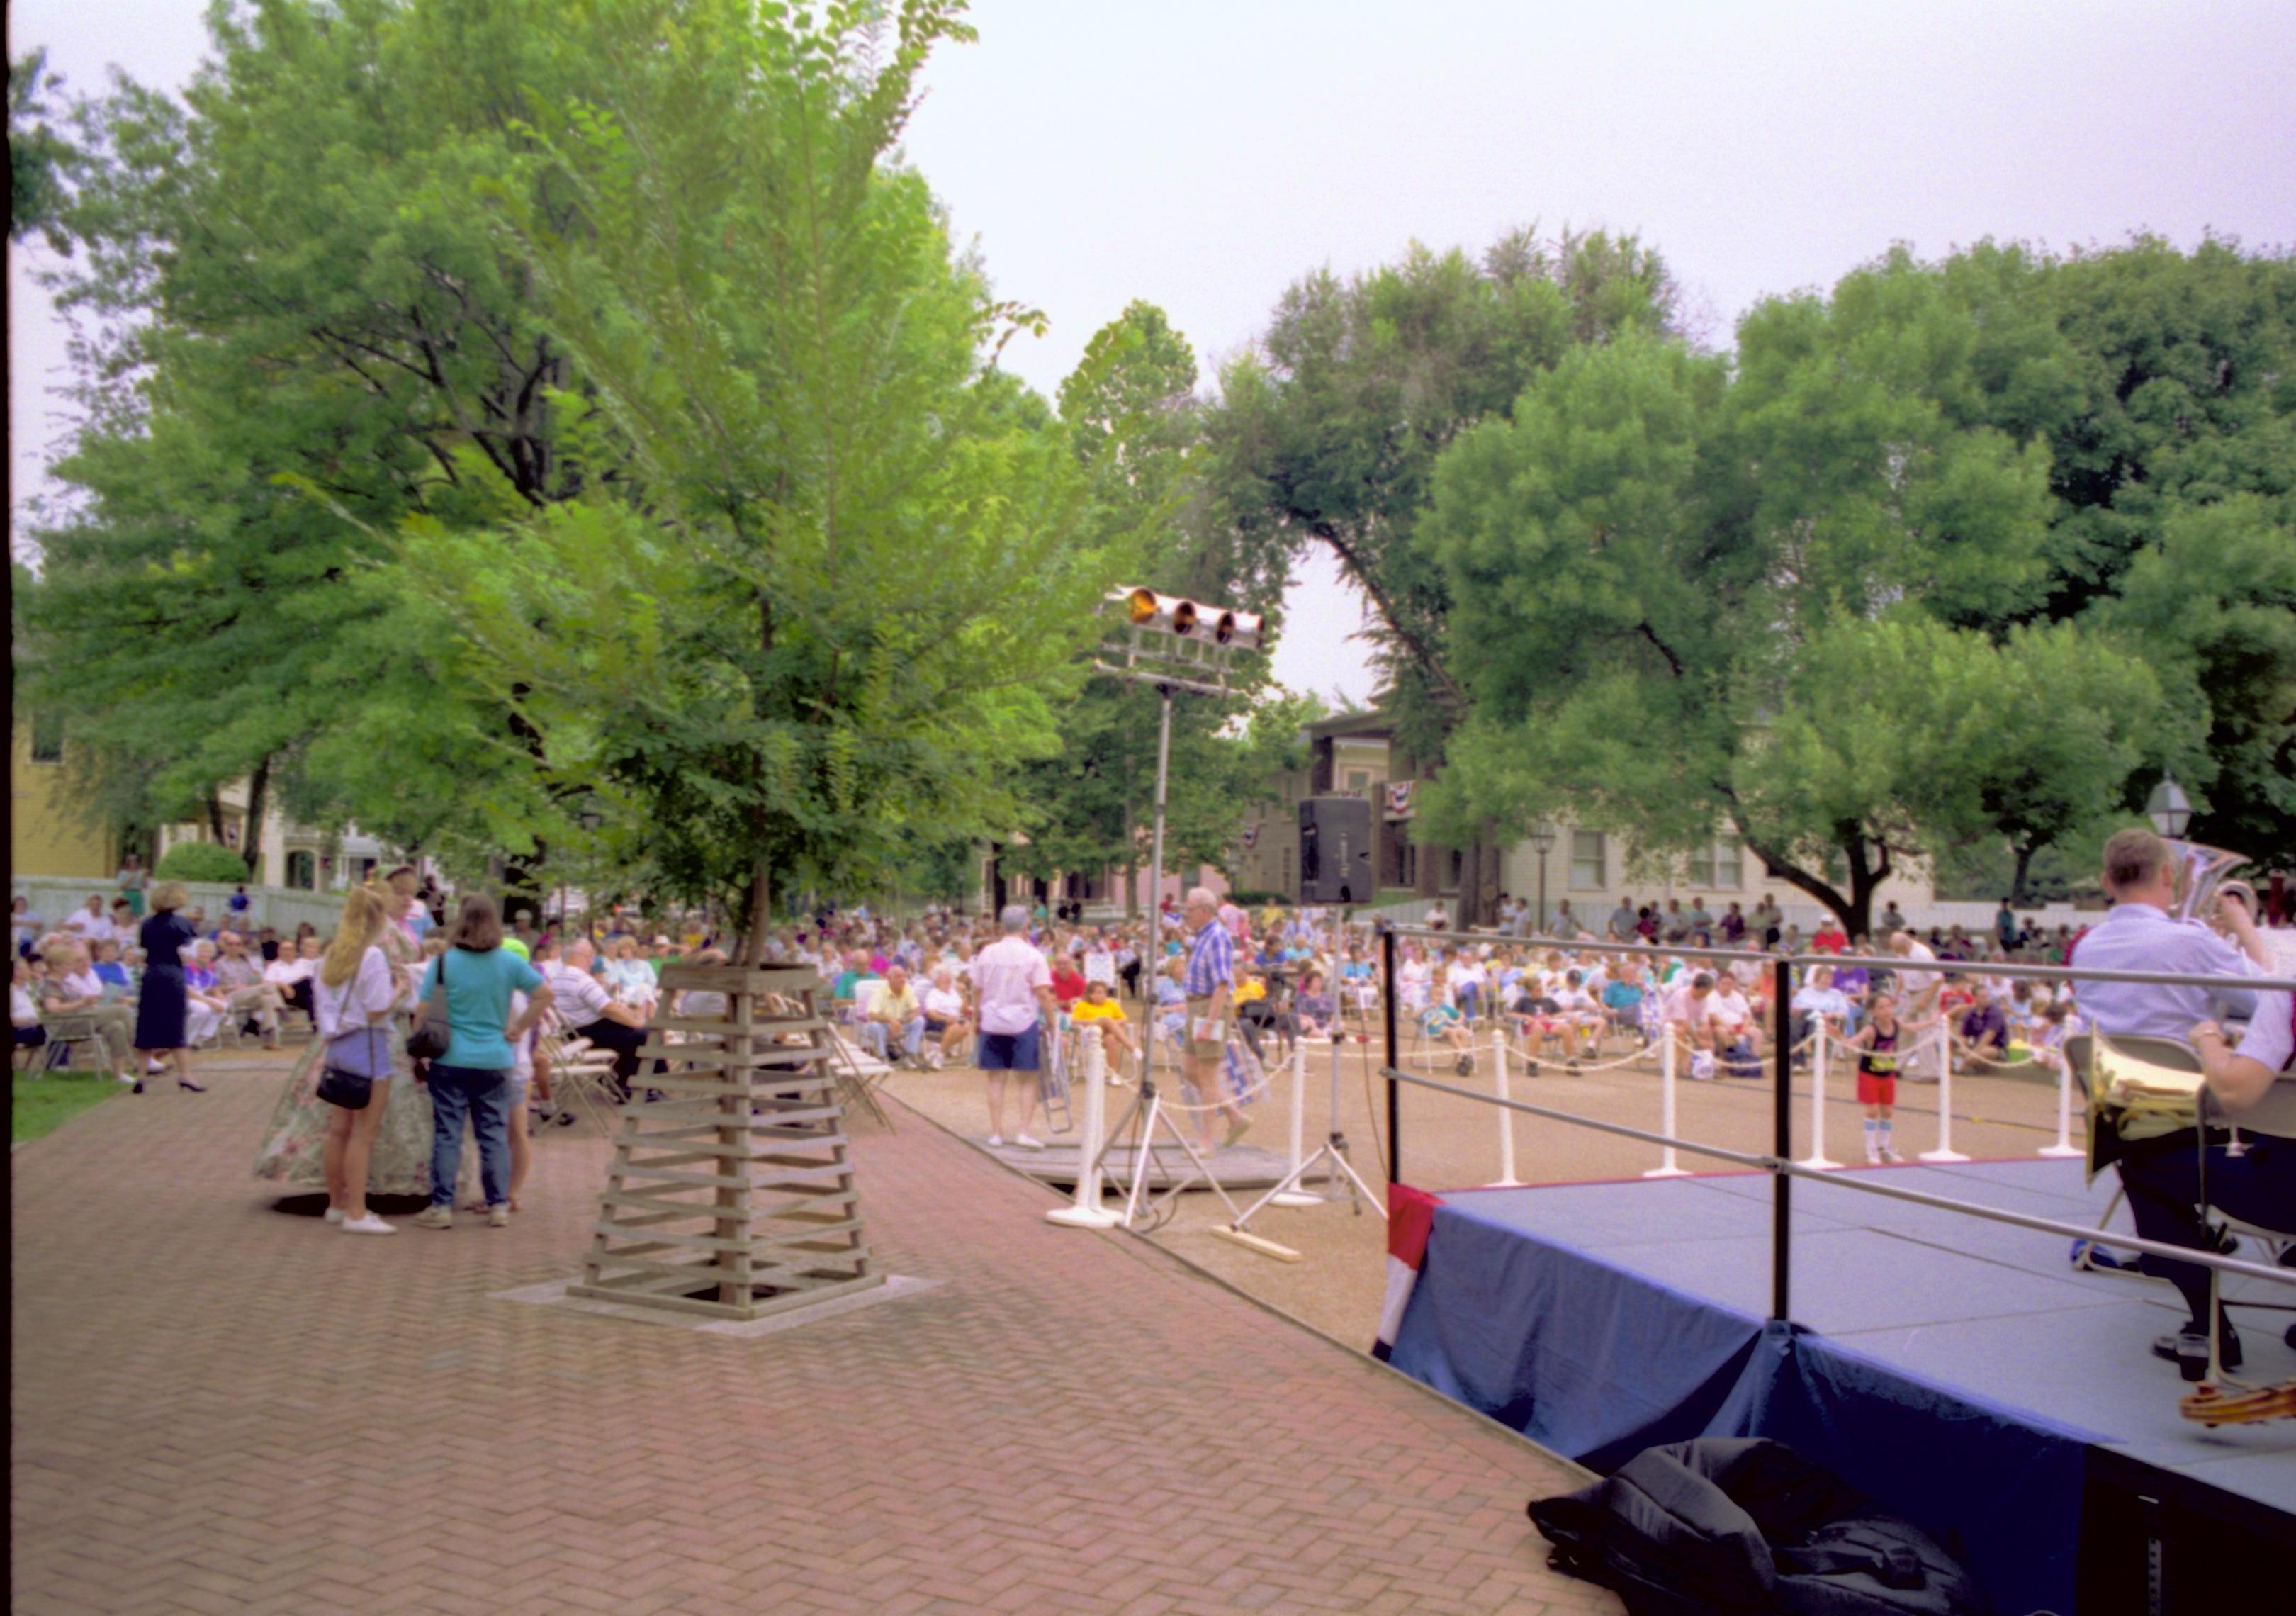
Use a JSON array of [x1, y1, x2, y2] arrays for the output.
[[11, 875, 347, 939]]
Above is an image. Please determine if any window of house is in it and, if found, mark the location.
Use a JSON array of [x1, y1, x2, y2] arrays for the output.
[[1715, 836, 1744, 888], [1447, 848, 1463, 890], [1570, 829, 1605, 889], [30, 712, 64, 763], [1344, 769, 1370, 795], [1689, 845, 1714, 886], [285, 851, 317, 890]]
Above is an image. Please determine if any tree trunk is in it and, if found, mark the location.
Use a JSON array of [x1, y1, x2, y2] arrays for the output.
[[1476, 819, 1502, 925], [206, 791, 227, 846], [1122, 768, 1139, 920], [742, 849, 772, 967], [1735, 824, 1892, 943], [241, 755, 272, 882], [2010, 841, 2035, 908]]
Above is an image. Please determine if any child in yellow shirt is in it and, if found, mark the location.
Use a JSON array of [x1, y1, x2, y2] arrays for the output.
[[1069, 979, 1136, 1077]]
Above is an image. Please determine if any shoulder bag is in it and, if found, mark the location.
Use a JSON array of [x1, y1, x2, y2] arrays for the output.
[[316, 968, 390, 1110], [406, 950, 452, 1064]]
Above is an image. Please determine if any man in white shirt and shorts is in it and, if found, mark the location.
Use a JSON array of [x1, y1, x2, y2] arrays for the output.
[[969, 905, 1057, 1149]]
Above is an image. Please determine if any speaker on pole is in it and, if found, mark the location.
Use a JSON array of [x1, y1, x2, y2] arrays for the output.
[[1299, 796, 1373, 904]]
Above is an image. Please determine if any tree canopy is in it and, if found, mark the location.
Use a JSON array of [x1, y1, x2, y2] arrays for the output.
[[13, 1, 2290, 925]]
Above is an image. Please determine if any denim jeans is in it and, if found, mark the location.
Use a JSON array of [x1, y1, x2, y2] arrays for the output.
[[426, 1063, 510, 1209], [862, 1016, 925, 1060]]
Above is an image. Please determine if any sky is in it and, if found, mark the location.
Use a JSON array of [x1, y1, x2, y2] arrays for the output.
[[11, 0, 2296, 705]]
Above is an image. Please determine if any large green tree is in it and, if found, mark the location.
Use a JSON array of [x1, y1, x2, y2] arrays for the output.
[[1420, 276, 2172, 935], [420, 0, 1105, 960], [1209, 228, 1682, 921], [21, 0, 593, 872]]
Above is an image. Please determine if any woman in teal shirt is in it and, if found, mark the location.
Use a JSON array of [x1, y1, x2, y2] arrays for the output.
[[410, 894, 553, 1229]]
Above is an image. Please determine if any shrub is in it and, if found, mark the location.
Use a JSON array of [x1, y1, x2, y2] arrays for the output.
[[152, 842, 252, 884], [1222, 890, 1292, 907]]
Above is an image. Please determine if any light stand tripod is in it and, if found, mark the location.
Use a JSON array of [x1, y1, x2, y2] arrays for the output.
[[1078, 677, 1242, 1230], [1229, 904, 1388, 1237]]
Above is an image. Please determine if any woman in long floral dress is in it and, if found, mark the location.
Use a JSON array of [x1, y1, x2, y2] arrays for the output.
[[254, 880, 468, 1199]]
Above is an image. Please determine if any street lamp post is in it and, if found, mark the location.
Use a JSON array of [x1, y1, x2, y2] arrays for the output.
[[2146, 774, 2192, 839], [1529, 821, 1555, 934]]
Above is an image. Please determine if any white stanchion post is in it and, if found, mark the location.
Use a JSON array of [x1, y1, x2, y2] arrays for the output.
[[2038, 1048, 2083, 1159], [1270, 1038, 1320, 1207], [1643, 1021, 1690, 1179], [1798, 1019, 1840, 1170], [1487, 1026, 1521, 1187], [1046, 1026, 1119, 1228], [1919, 1028, 1971, 1163]]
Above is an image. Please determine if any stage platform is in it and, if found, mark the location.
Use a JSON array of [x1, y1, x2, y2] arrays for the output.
[[1388, 1159, 2295, 1614]]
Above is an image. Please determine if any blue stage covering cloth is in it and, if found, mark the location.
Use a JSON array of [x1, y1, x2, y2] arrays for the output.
[[1389, 1198, 2097, 1615]]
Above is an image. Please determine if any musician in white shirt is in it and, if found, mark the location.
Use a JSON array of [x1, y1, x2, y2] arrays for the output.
[[2081, 829, 2286, 1373]]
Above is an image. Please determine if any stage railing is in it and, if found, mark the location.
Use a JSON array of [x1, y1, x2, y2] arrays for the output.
[[1374, 925, 2296, 1318]]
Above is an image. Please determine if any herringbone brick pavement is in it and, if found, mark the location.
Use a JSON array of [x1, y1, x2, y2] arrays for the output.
[[13, 1055, 1619, 1615]]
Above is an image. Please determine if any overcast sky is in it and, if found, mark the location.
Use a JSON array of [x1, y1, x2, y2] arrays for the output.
[[11, 1, 2295, 704]]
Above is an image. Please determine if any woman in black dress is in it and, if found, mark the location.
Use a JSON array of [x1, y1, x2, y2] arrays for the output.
[[135, 880, 203, 1093]]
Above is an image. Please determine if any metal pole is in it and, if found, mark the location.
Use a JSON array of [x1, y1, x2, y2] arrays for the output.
[[1139, 687, 1172, 1088], [1799, 1019, 1840, 1171], [1536, 850, 1547, 936], [1920, 1026, 1970, 1163], [1271, 1038, 1319, 1207], [1643, 1021, 1689, 1179], [2040, 1048, 2083, 1159], [1771, 956, 1792, 1323], [1046, 1027, 1118, 1228], [1380, 924, 1400, 1186], [1489, 1024, 1520, 1186]]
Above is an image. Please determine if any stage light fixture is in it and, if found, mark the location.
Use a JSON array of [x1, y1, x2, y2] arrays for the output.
[[1214, 610, 1263, 651]]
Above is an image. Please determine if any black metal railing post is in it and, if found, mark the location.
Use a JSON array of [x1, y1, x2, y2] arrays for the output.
[[1772, 955, 1793, 1323], [1381, 922, 1400, 1186]]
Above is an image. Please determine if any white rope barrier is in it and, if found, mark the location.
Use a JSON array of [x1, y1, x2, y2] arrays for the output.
[[1046, 1026, 1118, 1229], [1799, 1020, 1841, 1171], [1489, 1025, 1522, 1188], [1154, 1043, 1285, 1115], [1643, 1023, 1691, 1179]]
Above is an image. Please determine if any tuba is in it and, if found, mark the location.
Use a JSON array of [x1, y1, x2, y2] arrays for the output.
[[2165, 839, 2259, 933]]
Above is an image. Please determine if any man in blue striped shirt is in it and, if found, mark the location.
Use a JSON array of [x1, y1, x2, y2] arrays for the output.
[[1181, 888, 1251, 1152]]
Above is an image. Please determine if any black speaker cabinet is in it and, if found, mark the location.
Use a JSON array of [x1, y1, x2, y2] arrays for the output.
[[1299, 796, 1373, 904]]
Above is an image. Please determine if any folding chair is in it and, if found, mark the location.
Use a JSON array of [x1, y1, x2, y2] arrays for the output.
[[536, 1010, 621, 1131], [818, 1026, 896, 1130]]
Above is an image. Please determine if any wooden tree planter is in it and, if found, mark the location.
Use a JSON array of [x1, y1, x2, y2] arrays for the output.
[[570, 963, 882, 1322]]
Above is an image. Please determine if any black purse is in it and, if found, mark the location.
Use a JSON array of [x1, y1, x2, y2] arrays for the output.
[[315, 1062, 373, 1110], [317, 1022, 383, 1111], [406, 951, 451, 1064]]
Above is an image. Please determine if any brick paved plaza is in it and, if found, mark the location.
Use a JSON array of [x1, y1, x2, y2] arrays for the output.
[[12, 1053, 1621, 1615]]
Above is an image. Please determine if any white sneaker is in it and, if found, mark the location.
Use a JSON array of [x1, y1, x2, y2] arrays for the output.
[[412, 1206, 453, 1230], [1015, 1133, 1047, 1150], [341, 1214, 396, 1235], [324, 1208, 345, 1224], [985, 1134, 1006, 1148]]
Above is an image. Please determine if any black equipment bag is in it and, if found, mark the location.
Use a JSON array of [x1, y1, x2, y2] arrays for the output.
[[1527, 1438, 1983, 1616]]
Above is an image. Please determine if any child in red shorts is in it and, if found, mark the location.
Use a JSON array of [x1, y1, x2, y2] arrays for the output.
[[1846, 992, 1936, 1164]]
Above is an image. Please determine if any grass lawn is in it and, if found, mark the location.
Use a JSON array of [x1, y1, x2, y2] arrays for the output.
[[11, 1067, 128, 1144]]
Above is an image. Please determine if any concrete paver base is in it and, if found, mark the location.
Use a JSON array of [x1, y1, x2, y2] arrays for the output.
[[12, 1053, 1619, 1615]]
